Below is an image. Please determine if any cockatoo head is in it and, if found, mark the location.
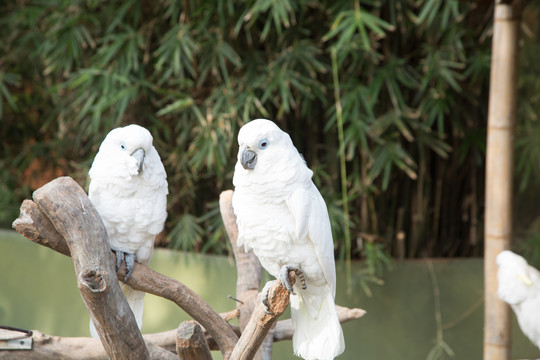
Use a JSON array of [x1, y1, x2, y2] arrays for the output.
[[236, 119, 292, 171], [233, 119, 312, 189], [90, 124, 154, 179], [497, 250, 534, 305]]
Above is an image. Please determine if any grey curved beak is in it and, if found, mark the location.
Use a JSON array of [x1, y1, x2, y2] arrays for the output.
[[241, 149, 257, 170], [130, 148, 145, 173]]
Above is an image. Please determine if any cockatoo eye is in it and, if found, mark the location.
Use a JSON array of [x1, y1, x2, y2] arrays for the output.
[[120, 142, 127, 150], [258, 139, 269, 149]]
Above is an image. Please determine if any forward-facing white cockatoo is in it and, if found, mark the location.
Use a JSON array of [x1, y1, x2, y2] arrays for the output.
[[232, 119, 345, 360], [88, 124, 168, 337], [497, 250, 540, 350]]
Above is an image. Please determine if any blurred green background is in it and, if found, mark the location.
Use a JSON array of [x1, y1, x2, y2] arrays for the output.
[[2, 1, 540, 269]]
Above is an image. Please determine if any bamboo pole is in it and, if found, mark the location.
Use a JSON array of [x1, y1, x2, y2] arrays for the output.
[[483, 1, 523, 359]]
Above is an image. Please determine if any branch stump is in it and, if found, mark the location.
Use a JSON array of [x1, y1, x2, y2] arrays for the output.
[[176, 321, 212, 360]]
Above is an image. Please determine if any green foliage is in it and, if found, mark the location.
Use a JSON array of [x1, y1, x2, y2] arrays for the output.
[[516, 232, 540, 270], [516, 16, 540, 193], [1, 0, 538, 267]]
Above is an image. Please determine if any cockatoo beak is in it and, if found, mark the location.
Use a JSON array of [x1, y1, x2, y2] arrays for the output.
[[517, 273, 533, 286], [241, 148, 257, 170], [130, 148, 145, 173]]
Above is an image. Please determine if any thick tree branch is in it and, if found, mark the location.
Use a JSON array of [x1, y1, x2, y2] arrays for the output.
[[0, 330, 176, 360], [0, 304, 369, 360], [14, 199, 71, 256], [272, 305, 366, 341], [219, 190, 274, 360], [12, 177, 237, 359], [9, 180, 365, 359], [31, 177, 149, 360], [135, 304, 366, 352], [117, 262, 237, 358], [230, 274, 295, 360]]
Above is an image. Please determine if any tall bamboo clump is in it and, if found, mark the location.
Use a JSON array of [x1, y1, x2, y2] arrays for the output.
[[483, 1, 523, 359], [0, 1, 495, 263]]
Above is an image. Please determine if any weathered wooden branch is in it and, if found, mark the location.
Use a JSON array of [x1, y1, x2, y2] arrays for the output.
[[230, 274, 295, 360], [14, 199, 71, 257], [0, 330, 177, 360], [9, 178, 365, 359], [272, 305, 367, 341], [219, 190, 274, 360], [137, 304, 365, 353], [32, 177, 149, 360], [138, 304, 365, 353], [12, 177, 237, 359], [117, 262, 237, 358], [176, 321, 212, 360], [0, 304, 365, 360]]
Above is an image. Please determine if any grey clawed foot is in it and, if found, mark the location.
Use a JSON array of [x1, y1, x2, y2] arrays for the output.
[[124, 253, 136, 282], [114, 249, 124, 272], [113, 249, 136, 282], [279, 265, 307, 295], [260, 280, 277, 315], [260, 266, 308, 315]]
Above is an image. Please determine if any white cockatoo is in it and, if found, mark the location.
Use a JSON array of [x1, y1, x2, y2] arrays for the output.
[[497, 250, 540, 350], [232, 119, 345, 360], [88, 124, 168, 337]]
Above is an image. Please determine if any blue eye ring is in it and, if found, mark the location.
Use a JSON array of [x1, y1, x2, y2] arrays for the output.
[[258, 139, 269, 149], [120, 143, 127, 150]]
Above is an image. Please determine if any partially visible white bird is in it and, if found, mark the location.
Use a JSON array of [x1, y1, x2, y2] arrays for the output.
[[88, 124, 168, 337], [497, 250, 540, 350], [232, 119, 345, 360]]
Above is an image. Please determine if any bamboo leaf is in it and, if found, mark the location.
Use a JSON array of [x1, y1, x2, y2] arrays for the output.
[[156, 98, 195, 117]]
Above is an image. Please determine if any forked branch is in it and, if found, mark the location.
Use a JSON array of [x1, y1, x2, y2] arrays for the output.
[[10, 178, 365, 360]]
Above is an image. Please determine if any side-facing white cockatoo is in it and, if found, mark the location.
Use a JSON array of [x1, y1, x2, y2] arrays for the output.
[[497, 250, 540, 350], [232, 119, 345, 360], [88, 124, 168, 337]]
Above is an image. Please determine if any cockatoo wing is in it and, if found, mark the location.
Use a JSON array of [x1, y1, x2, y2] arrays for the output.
[[288, 184, 337, 296]]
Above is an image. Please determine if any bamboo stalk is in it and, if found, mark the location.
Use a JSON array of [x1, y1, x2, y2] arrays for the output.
[[331, 47, 352, 286], [483, 1, 523, 359], [431, 162, 444, 254]]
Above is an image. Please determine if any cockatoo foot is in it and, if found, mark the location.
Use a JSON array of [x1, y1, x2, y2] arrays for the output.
[[260, 280, 278, 314], [114, 249, 124, 271], [279, 265, 307, 295], [260, 266, 308, 314], [113, 249, 136, 282]]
